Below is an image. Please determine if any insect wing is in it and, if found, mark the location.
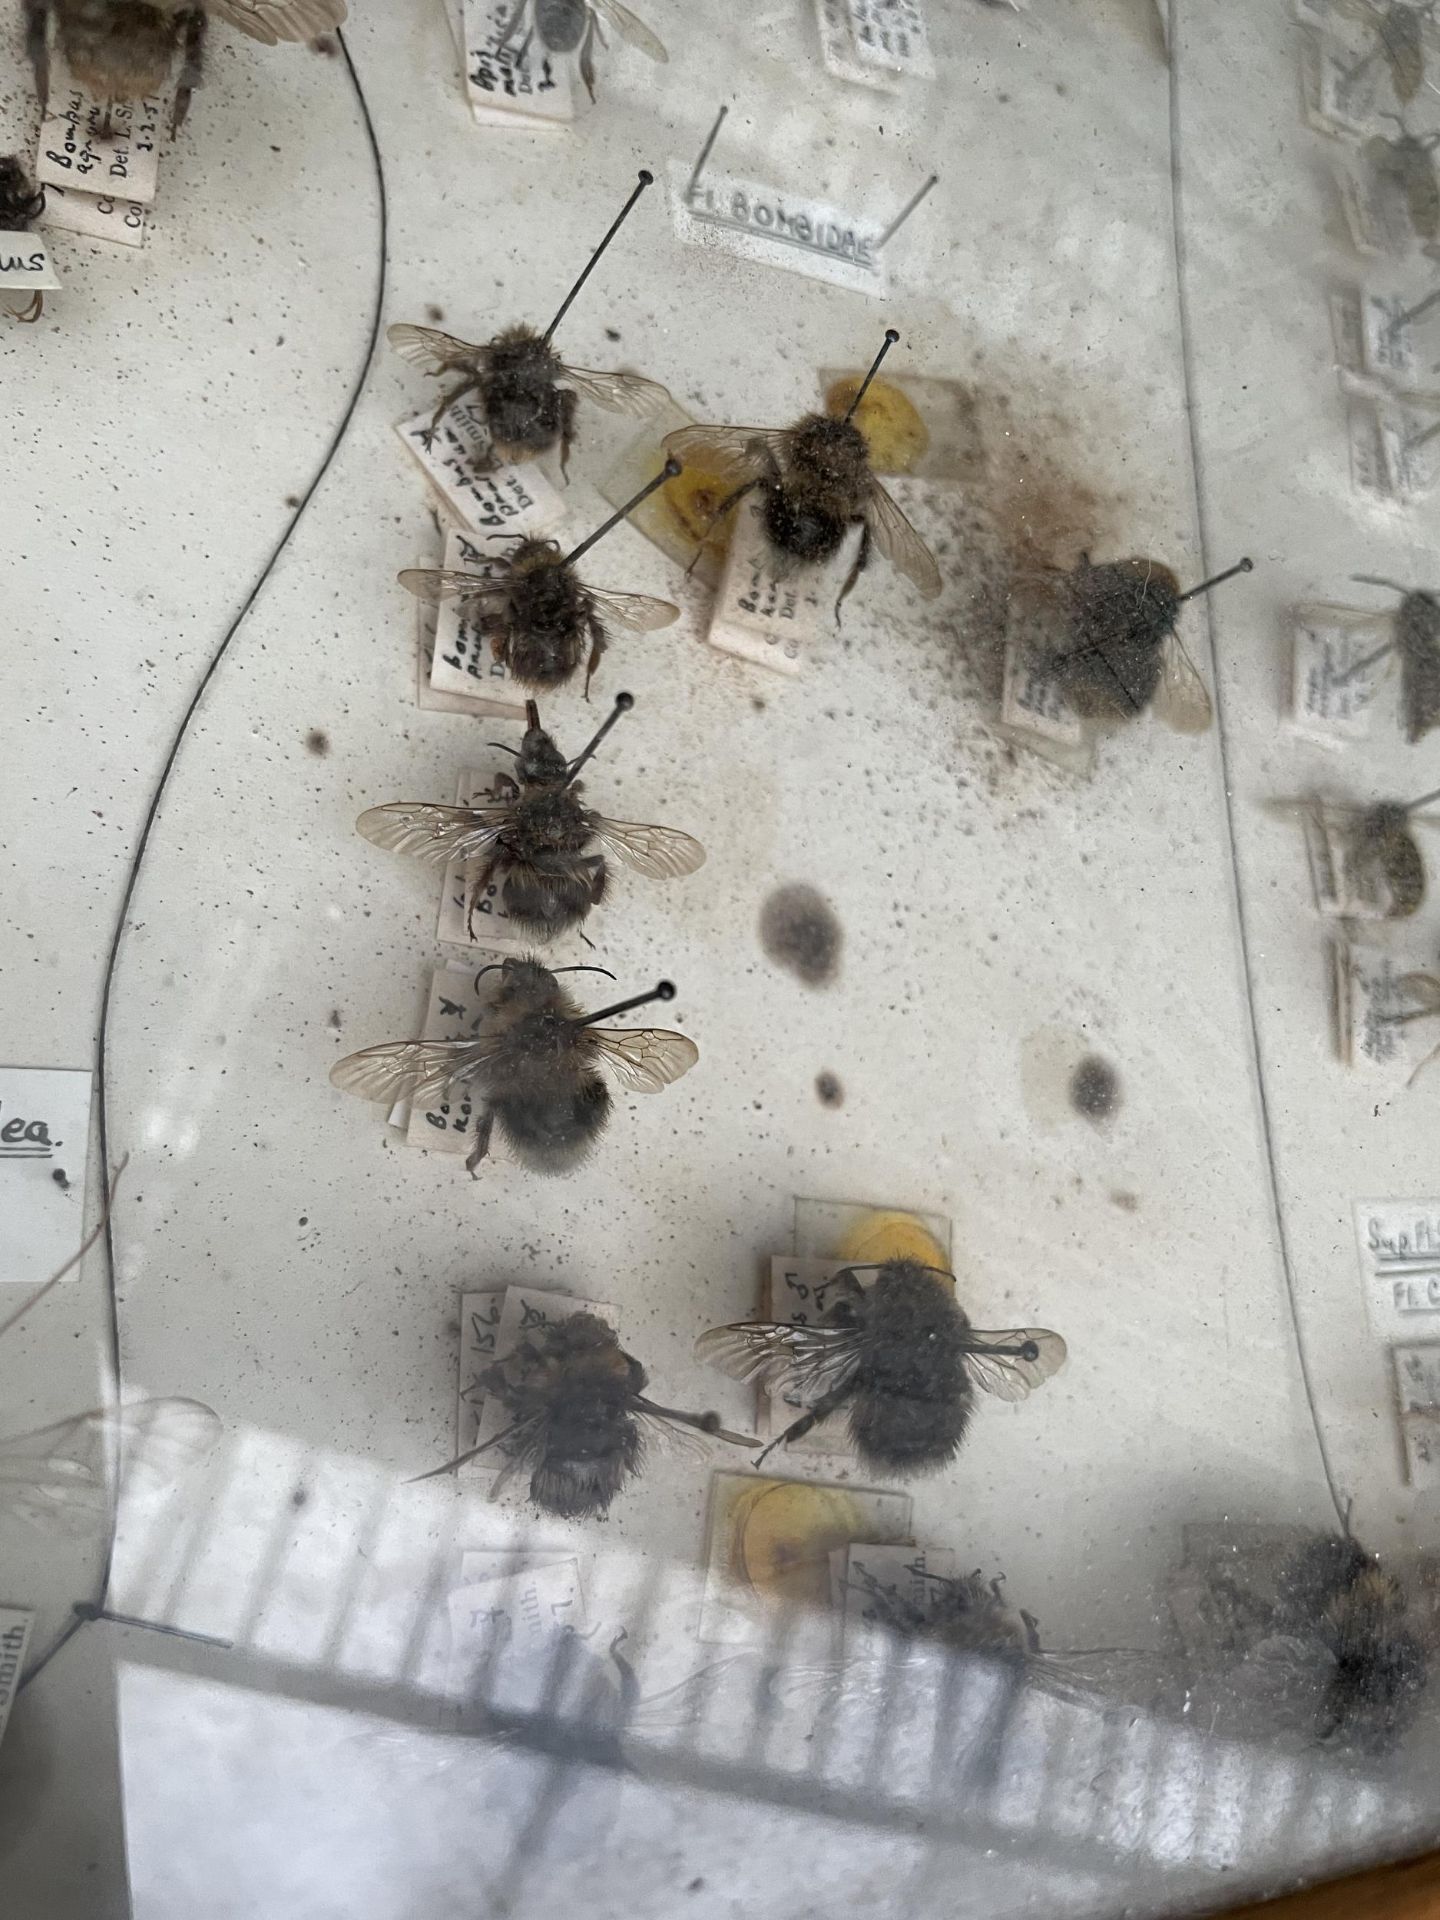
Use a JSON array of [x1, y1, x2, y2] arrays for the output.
[[695, 1320, 866, 1403], [1379, 4, 1425, 102], [865, 479, 942, 598], [593, 0, 668, 59], [1153, 633, 1214, 734], [356, 803, 513, 869], [1399, 142, 1440, 239], [1396, 971, 1440, 1014], [397, 567, 509, 606], [590, 817, 706, 879], [560, 365, 673, 417], [0, 1397, 221, 1536], [204, 0, 347, 43], [960, 1328, 1067, 1401], [661, 425, 795, 489], [584, 587, 680, 633], [387, 323, 483, 372], [330, 1037, 497, 1107], [587, 1027, 698, 1092]]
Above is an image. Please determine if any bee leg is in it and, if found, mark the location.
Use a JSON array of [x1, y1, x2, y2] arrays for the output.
[[465, 1106, 496, 1177], [1019, 1608, 1043, 1655], [171, 8, 208, 137], [22, 0, 49, 105], [687, 479, 760, 577], [465, 855, 501, 940], [583, 616, 607, 700], [753, 1385, 854, 1469], [834, 521, 871, 625], [10, 292, 43, 324], [558, 387, 579, 482], [587, 857, 607, 908], [432, 376, 481, 432]]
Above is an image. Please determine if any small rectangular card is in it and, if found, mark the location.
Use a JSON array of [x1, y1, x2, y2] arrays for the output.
[[402, 966, 490, 1154], [0, 234, 61, 291], [1357, 285, 1440, 394], [846, 0, 935, 79], [465, 1287, 618, 1466], [415, 575, 527, 720], [445, 1559, 587, 1712], [1392, 1343, 1440, 1486], [838, 1543, 956, 1650], [37, 69, 163, 206], [436, 767, 528, 952], [814, 0, 903, 90], [395, 404, 565, 538], [1301, 28, 1385, 139], [669, 160, 887, 297], [462, 0, 574, 128], [1377, 397, 1440, 499], [0, 1067, 94, 1284], [1289, 604, 1392, 743], [1332, 940, 1420, 1071], [427, 526, 536, 709], [1302, 806, 1391, 918], [1356, 1199, 1440, 1336], [0, 1610, 34, 1752], [40, 180, 149, 248], [456, 1289, 506, 1458], [704, 496, 826, 675]]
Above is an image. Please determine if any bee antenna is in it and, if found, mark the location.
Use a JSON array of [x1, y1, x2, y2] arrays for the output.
[[1352, 574, 1410, 596], [1402, 784, 1440, 813], [565, 692, 634, 785], [542, 168, 655, 346], [473, 963, 504, 993], [1176, 556, 1253, 603], [524, 700, 541, 730], [552, 964, 617, 979], [843, 329, 901, 423], [486, 742, 521, 755], [576, 979, 676, 1025], [564, 461, 681, 568]]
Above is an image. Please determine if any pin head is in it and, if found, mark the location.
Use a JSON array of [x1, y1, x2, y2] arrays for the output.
[[637, 168, 654, 186], [884, 328, 899, 345], [662, 455, 682, 479], [655, 980, 677, 1001], [615, 691, 635, 711]]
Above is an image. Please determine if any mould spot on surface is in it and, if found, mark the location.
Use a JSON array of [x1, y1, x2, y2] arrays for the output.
[[305, 729, 330, 756], [815, 1070, 844, 1107], [760, 885, 842, 987], [1110, 1189, 1139, 1212], [426, 304, 445, 323], [1070, 1055, 1120, 1121]]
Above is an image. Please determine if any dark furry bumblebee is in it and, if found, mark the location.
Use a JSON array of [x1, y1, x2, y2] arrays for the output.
[[412, 1311, 755, 1518], [1272, 1533, 1429, 1749], [697, 1258, 1066, 1477], [0, 158, 47, 324], [387, 170, 670, 465], [24, 0, 345, 138], [1045, 554, 1251, 728], [399, 465, 681, 693], [665, 330, 942, 618], [355, 692, 704, 939], [331, 957, 698, 1175], [1353, 575, 1440, 743], [498, 0, 666, 102]]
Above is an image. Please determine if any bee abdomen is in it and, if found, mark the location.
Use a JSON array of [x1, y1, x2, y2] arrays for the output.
[[503, 865, 600, 937], [764, 491, 846, 567], [849, 1386, 971, 1473], [497, 1077, 610, 1172]]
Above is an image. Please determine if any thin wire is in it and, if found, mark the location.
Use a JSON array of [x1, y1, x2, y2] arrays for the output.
[[1167, 0, 1347, 1532], [18, 25, 389, 1696]]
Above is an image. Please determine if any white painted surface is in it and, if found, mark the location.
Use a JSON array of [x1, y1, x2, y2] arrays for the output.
[[1, 0, 1438, 1912]]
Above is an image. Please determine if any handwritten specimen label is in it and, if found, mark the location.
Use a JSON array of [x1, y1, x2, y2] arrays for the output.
[[0, 1067, 94, 1283], [0, 235, 60, 290], [814, 0, 902, 90], [838, 1543, 954, 1648], [847, 0, 935, 78], [1347, 394, 1394, 498], [461, 1287, 618, 1465], [1331, 940, 1418, 1071], [1290, 605, 1391, 743], [436, 766, 528, 951], [462, 0, 573, 128], [1301, 29, 1385, 140], [0, 1610, 34, 1752], [1392, 1343, 1440, 1486], [668, 160, 886, 296], [414, 543, 527, 721], [40, 180, 149, 249], [456, 1289, 505, 1456], [395, 404, 565, 538], [400, 966, 490, 1153], [37, 67, 162, 207], [705, 496, 826, 675], [1377, 397, 1440, 498], [1357, 1200, 1440, 1334], [1357, 286, 1440, 393], [445, 1558, 588, 1716], [427, 527, 535, 706]]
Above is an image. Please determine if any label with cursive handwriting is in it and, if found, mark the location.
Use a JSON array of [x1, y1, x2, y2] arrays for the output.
[[398, 965, 490, 1153], [1289, 605, 1391, 744], [456, 1289, 506, 1458], [396, 406, 566, 541], [462, 0, 573, 128], [0, 234, 60, 290], [1356, 1200, 1440, 1334], [462, 1286, 618, 1466], [0, 1067, 93, 1284], [436, 765, 529, 952], [37, 67, 162, 207], [668, 160, 887, 297]]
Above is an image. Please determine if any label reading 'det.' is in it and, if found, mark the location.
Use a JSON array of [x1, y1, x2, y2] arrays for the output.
[[1356, 1201, 1440, 1334], [37, 75, 162, 206]]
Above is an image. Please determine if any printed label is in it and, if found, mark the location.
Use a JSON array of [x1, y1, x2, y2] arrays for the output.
[[0, 234, 60, 291], [462, 0, 573, 127], [395, 405, 566, 539], [847, 0, 935, 78], [669, 160, 887, 297], [1001, 632, 1085, 747], [0, 1067, 94, 1284], [1356, 1200, 1440, 1334], [815, 0, 902, 90], [1290, 605, 1392, 743]]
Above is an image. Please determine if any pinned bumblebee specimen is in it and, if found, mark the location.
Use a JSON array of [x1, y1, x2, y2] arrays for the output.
[[24, 0, 348, 137], [1042, 555, 1252, 730], [0, 158, 47, 324], [331, 958, 698, 1175], [664, 330, 943, 619], [1349, 574, 1440, 742], [412, 1311, 754, 1518], [398, 461, 681, 693], [1363, 117, 1440, 240], [387, 169, 670, 466], [496, 0, 666, 102], [697, 1258, 1066, 1477], [1279, 785, 1440, 918], [356, 691, 705, 939], [1379, 951, 1440, 1081]]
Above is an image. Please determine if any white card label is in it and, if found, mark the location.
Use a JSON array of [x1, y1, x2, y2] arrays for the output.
[[840, 1543, 955, 1649], [1290, 605, 1392, 743], [457, 1289, 505, 1456], [1332, 941, 1417, 1069], [1001, 631, 1085, 746], [463, 1287, 618, 1465], [37, 76, 162, 207], [1302, 30, 1384, 139], [40, 180, 149, 249], [0, 1067, 93, 1284], [815, 0, 902, 89], [0, 1610, 34, 1752], [705, 496, 825, 675], [1358, 286, 1440, 391], [427, 527, 533, 706], [395, 405, 566, 538], [1392, 1343, 1440, 1486], [1348, 394, 1394, 498], [669, 160, 887, 297], [1378, 399, 1440, 498], [436, 766, 530, 951], [1357, 1201, 1440, 1334], [0, 234, 60, 291], [402, 966, 489, 1154], [462, 0, 574, 127], [414, 558, 527, 720], [847, 0, 935, 77]]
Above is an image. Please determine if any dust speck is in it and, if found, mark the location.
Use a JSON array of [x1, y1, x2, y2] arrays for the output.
[[306, 729, 330, 756], [426, 303, 445, 323], [1110, 1189, 1139, 1212], [815, 1070, 844, 1108], [760, 884, 842, 987], [1070, 1055, 1120, 1120]]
